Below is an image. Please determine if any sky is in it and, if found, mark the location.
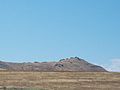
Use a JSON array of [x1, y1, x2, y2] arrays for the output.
[[0, 0, 120, 72]]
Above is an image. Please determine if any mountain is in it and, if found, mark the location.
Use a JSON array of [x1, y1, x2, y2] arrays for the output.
[[0, 57, 107, 72]]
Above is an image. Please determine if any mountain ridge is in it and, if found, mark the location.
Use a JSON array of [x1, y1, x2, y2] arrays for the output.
[[0, 57, 107, 72]]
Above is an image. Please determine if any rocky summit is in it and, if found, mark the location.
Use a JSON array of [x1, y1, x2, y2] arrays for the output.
[[0, 57, 107, 72]]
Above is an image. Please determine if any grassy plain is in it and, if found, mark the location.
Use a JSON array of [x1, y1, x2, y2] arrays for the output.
[[0, 71, 120, 90]]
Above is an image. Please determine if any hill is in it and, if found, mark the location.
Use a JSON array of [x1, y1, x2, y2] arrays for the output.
[[0, 57, 107, 72]]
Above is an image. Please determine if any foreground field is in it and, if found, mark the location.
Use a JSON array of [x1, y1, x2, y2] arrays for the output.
[[0, 72, 120, 90]]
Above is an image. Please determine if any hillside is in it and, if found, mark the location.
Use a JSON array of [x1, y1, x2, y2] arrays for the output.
[[0, 57, 107, 72]]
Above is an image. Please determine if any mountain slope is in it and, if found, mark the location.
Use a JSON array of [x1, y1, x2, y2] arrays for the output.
[[0, 57, 107, 72]]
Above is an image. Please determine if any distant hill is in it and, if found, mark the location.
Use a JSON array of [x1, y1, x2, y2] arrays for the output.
[[0, 57, 107, 72]]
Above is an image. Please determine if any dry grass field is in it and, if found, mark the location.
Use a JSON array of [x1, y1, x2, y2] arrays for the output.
[[0, 71, 120, 90]]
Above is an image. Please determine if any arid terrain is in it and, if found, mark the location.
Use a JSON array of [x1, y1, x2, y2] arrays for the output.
[[0, 57, 119, 90], [0, 57, 106, 72], [0, 71, 120, 90]]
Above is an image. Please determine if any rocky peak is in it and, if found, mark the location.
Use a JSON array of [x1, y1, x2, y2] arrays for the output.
[[59, 57, 83, 62]]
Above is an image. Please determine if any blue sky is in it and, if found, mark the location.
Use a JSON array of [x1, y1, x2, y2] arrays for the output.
[[0, 0, 120, 71]]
